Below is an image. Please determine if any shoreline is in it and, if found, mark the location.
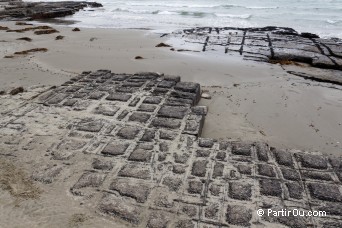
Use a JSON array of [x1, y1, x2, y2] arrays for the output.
[[1, 21, 342, 155], [1, 19, 342, 228]]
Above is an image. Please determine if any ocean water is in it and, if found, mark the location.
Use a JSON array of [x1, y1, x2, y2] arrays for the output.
[[29, 0, 342, 38]]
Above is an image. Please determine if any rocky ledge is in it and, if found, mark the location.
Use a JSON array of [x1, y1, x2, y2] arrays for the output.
[[0, 0, 102, 20], [1, 70, 342, 227], [166, 26, 342, 85]]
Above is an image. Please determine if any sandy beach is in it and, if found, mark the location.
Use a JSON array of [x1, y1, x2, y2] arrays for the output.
[[1, 20, 342, 227], [1, 21, 341, 155]]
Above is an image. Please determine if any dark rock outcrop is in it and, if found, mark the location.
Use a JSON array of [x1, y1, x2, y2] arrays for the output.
[[0, 0, 102, 20]]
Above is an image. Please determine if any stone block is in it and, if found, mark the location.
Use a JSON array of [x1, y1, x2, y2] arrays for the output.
[[204, 204, 219, 219], [308, 183, 342, 202], [118, 164, 151, 180], [128, 112, 151, 123], [273, 149, 294, 167], [182, 205, 197, 217], [128, 148, 152, 162], [72, 172, 106, 189], [216, 151, 226, 161], [174, 153, 189, 164], [157, 80, 176, 88], [196, 150, 211, 157], [147, 212, 169, 228], [141, 129, 156, 142], [302, 171, 333, 181], [138, 104, 157, 112], [299, 154, 328, 169], [92, 158, 114, 170], [76, 120, 104, 132], [259, 179, 282, 197], [191, 160, 207, 177], [117, 110, 129, 120], [88, 91, 105, 100], [188, 180, 203, 194], [232, 142, 252, 156], [257, 164, 276, 177], [109, 179, 150, 203], [101, 142, 129, 156], [281, 168, 300, 181], [226, 205, 252, 226], [212, 162, 224, 179], [157, 105, 189, 119], [150, 117, 181, 129], [229, 182, 252, 201], [237, 164, 252, 175], [159, 130, 177, 140], [162, 176, 183, 191], [256, 143, 269, 162], [209, 184, 221, 196], [128, 97, 140, 107], [173, 165, 186, 174], [143, 96, 162, 104], [286, 182, 303, 199], [198, 138, 214, 148], [94, 104, 119, 116], [117, 126, 140, 139], [106, 93, 132, 102], [98, 194, 142, 225]]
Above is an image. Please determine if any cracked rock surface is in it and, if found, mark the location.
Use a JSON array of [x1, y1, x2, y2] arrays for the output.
[[1, 70, 342, 227]]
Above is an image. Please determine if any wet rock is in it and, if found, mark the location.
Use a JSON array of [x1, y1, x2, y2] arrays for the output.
[[55, 35, 64, 40], [72, 27, 80, 32], [9, 86, 24, 95], [16, 37, 32, 42], [155, 42, 172, 47]]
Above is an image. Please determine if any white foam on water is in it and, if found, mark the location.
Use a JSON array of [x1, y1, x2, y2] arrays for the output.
[[26, 0, 342, 38]]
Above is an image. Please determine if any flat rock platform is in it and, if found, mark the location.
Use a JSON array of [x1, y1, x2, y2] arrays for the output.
[[1, 70, 342, 227]]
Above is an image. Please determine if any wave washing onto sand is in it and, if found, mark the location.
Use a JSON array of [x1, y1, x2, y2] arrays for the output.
[[27, 0, 342, 38]]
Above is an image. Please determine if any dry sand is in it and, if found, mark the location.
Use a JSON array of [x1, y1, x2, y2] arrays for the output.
[[0, 21, 342, 227]]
